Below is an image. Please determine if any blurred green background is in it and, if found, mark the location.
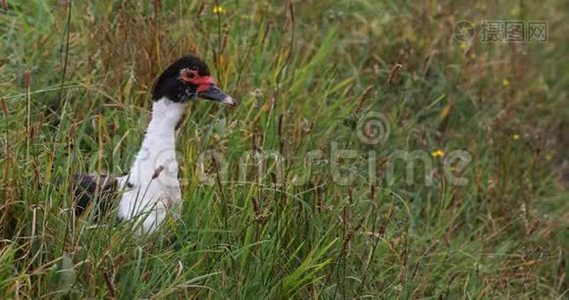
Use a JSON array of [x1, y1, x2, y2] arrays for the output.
[[0, 0, 568, 298]]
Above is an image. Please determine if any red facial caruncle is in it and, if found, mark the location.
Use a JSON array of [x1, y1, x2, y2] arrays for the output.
[[180, 68, 215, 93]]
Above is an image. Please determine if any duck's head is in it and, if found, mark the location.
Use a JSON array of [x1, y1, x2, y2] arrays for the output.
[[152, 55, 236, 106]]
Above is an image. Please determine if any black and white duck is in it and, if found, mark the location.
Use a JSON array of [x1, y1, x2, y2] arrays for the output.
[[71, 55, 235, 233]]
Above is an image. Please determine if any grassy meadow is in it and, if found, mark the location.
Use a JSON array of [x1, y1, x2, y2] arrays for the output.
[[1, 0, 569, 298]]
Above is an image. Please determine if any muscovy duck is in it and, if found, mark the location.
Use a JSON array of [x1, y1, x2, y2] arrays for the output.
[[71, 55, 235, 233]]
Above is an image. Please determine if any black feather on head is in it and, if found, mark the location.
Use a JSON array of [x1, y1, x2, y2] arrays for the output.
[[152, 55, 211, 103]]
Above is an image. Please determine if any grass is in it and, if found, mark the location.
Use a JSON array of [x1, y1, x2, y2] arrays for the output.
[[1, 0, 568, 298]]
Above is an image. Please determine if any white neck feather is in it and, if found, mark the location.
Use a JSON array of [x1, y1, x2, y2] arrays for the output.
[[128, 97, 186, 184], [116, 97, 186, 232], [143, 98, 185, 147]]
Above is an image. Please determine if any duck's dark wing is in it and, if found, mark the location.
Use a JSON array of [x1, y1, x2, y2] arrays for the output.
[[69, 173, 119, 217]]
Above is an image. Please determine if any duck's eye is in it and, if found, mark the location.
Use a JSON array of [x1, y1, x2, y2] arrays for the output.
[[181, 69, 197, 82]]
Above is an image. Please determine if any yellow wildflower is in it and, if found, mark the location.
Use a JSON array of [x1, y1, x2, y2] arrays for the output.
[[460, 42, 468, 50], [502, 78, 510, 87], [512, 134, 520, 140], [213, 5, 226, 14], [431, 149, 445, 158]]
